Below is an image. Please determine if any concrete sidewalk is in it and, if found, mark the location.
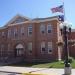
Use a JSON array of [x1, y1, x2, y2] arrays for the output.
[[0, 66, 75, 75]]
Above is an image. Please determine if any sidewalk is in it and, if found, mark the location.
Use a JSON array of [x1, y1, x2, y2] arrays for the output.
[[0, 66, 75, 75]]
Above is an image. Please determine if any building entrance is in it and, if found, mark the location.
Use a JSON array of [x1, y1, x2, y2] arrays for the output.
[[14, 44, 24, 57]]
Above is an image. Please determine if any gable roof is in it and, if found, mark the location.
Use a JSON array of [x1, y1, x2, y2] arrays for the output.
[[4, 14, 59, 27], [5, 14, 31, 26]]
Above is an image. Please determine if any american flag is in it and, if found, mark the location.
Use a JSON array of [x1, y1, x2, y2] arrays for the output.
[[51, 5, 63, 13]]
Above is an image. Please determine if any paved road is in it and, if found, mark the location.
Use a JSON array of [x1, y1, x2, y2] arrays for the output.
[[0, 72, 21, 75], [0, 66, 75, 75]]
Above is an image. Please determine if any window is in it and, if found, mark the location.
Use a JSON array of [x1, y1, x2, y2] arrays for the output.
[[8, 30, 11, 38], [41, 42, 45, 53], [16, 48, 23, 56], [14, 28, 17, 38], [48, 42, 52, 54], [40, 24, 45, 34], [0, 32, 1, 37], [8, 44, 10, 51], [28, 25, 32, 36], [47, 24, 52, 33], [15, 18, 25, 23], [28, 42, 32, 54], [2, 32, 5, 37], [21, 27, 24, 35], [7, 44, 10, 55], [1, 45, 4, 57], [0, 45, 2, 56]]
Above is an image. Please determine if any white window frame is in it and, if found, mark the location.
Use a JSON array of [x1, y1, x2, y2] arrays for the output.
[[14, 28, 17, 38], [16, 48, 23, 56], [28, 42, 32, 54], [8, 44, 10, 51], [28, 25, 32, 36], [8, 30, 11, 38], [1, 45, 4, 57], [47, 24, 52, 33], [2, 32, 5, 37], [41, 42, 45, 53], [48, 42, 52, 54], [14, 18, 25, 23], [40, 24, 45, 34], [21, 27, 24, 35], [7, 44, 10, 56]]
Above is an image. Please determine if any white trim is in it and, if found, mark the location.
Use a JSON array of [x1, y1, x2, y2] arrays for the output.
[[28, 25, 32, 36], [21, 27, 25, 34], [48, 42, 52, 54], [5, 18, 58, 27], [2, 32, 5, 36], [8, 44, 10, 51], [1, 45, 3, 57], [8, 29, 11, 38], [40, 24, 45, 34], [47, 24, 52, 33], [33, 18, 58, 23], [28, 42, 32, 54], [5, 14, 30, 26], [41, 42, 45, 54], [16, 44, 24, 49], [7, 21, 30, 26]]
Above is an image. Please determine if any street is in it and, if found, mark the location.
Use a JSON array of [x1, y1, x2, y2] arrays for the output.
[[0, 72, 21, 75], [0, 66, 75, 75]]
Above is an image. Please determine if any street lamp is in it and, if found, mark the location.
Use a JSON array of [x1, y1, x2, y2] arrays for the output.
[[60, 21, 72, 75]]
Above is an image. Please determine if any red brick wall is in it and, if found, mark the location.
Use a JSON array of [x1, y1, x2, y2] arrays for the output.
[[0, 17, 61, 62], [69, 31, 75, 58]]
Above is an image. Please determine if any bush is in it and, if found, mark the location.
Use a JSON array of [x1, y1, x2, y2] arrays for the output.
[[68, 57, 74, 63]]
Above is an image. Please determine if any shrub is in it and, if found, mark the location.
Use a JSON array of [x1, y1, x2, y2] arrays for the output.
[[68, 57, 74, 63]]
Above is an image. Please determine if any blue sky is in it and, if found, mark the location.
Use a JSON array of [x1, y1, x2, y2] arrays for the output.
[[0, 0, 74, 28]]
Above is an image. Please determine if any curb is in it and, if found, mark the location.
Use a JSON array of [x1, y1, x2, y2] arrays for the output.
[[21, 73, 57, 75], [0, 71, 58, 75], [0, 71, 21, 74], [22, 73, 46, 75]]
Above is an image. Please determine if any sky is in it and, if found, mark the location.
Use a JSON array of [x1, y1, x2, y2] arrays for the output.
[[0, 0, 75, 28]]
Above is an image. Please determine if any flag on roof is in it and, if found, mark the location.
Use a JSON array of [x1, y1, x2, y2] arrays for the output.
[[58, 15, 64, 22], [51, 5, 63, 13]]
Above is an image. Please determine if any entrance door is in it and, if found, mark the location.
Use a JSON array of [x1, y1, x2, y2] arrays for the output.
[[14, 44, 24, 57]]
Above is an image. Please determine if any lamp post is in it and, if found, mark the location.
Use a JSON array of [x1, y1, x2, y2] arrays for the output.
[[60, 21, 72, 75]]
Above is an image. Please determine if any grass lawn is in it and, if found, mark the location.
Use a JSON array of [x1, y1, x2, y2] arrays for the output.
[[8, 59, 75, 68]]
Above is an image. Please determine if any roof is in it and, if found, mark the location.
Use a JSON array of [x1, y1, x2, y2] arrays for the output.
[[4, 14, 31, 27], [71, 29, 75, 32], [0, 14, 60, 29], [32, 15, 59, 21]]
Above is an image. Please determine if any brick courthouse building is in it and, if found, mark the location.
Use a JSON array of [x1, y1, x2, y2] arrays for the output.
[[0, 14, 74, 62]]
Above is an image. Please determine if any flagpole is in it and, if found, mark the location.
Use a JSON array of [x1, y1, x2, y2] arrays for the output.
[[62, 0, 66, 21], [61, 1, 72, 75]]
